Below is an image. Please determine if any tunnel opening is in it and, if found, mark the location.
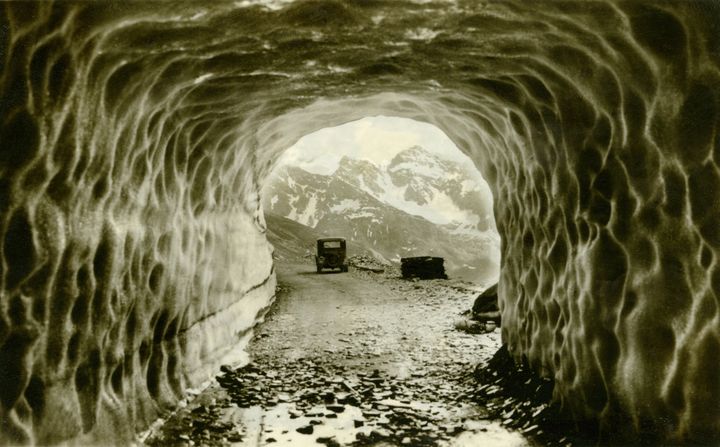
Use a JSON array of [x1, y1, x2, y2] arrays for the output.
[[202, 106, 560, 446], [260, 115, 501, 286], [1, 1, 719, 445]]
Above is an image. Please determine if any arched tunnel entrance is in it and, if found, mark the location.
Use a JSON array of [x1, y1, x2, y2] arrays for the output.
[[262, 114, 501, 285], [1, 1, 719, 445]]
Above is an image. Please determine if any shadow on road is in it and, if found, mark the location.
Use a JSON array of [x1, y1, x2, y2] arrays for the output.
[[297, 270, 346, 276]]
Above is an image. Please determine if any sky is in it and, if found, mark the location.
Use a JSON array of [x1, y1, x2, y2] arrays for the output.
[[273, 116, 480, 176], [267, 115, 497, 231]]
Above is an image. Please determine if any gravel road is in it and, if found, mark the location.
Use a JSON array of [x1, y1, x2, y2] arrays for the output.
[[144, 261, 532, 446]]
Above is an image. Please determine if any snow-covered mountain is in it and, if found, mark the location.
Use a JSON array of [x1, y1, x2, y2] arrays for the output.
[[262, 146, 500, 283]]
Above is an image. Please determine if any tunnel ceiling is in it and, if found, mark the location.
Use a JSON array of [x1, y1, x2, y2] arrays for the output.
[[1, 0, 720, 444]]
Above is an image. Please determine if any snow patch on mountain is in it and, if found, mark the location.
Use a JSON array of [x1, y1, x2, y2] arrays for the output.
[[329, 148, 492, 229], [460, 179, 479, 194], [388, 160, 445, 178], [379, 188, 477, 226], [331, 199, 361, 213], [297, 194, 319, 227]]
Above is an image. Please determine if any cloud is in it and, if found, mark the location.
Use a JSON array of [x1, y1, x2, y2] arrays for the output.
[[352, 122, 420, 163], [273, 115, 477, 175]]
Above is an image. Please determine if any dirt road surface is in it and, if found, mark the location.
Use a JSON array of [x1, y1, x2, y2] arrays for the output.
[[144, 262, 532, 446]]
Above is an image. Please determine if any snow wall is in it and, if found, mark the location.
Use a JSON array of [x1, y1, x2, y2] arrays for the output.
[[0, 1, 719, 444]]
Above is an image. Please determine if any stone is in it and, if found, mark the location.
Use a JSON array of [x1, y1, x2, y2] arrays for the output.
[[296, 425, 314, 435], [316, 436, 339, 446], [370, 428, 391, 438], [471, 283, 501, 325], [400, 257, 448, 280], [326, 405, 345, 413], [454, 318, 485, 334], [227, 433, 243, 442], [363, 409, 382, 417]]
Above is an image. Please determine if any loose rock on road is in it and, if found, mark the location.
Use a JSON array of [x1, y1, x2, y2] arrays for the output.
[[144, 261, 532, 446]]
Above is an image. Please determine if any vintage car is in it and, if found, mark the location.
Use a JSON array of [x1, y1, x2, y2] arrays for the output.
[[315, 237, 348, 273]]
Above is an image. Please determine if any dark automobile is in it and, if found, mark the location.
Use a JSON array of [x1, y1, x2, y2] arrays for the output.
[[315, 238, 348, 273]]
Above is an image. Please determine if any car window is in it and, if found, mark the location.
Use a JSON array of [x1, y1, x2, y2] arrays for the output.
[[323, 241, 341, 248]]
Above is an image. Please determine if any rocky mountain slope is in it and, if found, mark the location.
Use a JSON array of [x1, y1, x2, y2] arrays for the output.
[[262, 146, 500, 283], [263, 212, 374, 263]]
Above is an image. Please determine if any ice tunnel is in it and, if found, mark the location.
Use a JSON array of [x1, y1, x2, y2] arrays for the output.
[[1, 1, 719, 444]]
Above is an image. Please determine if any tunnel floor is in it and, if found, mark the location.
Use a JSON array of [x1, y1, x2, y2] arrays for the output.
[[143, 262, 538, 446]]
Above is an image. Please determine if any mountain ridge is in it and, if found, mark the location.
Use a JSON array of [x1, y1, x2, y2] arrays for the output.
[[262, 146, 500, 283]]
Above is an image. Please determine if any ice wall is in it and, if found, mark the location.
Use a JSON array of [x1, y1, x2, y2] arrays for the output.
[[0, 3, 277, 443], [1, 1, 718, 444]]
